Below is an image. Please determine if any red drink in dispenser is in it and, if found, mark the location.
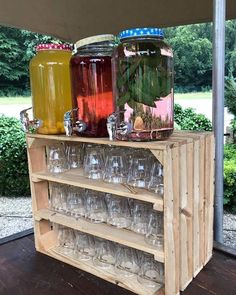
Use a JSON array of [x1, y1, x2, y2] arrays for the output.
[[70, 35, 115, 137]]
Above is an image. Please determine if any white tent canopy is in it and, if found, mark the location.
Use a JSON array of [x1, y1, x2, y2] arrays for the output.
[[0, 0, 235, 41]]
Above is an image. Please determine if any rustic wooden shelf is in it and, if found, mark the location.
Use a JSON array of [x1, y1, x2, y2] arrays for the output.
[[31, 169, 164, 212], [27, 131, 215, 295], [35, 208, 164, 262]]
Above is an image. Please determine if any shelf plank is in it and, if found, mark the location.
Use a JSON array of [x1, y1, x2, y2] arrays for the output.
[[26, 133, 185, 150], [32, 169, 164, 212], [35, 208, 164, 263], [42, 247, 164, 295]]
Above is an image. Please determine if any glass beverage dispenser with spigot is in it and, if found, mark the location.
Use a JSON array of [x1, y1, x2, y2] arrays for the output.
[[111, 28, 174, 141], [70, 35, 115, 137], [29, 44, 72, 134]]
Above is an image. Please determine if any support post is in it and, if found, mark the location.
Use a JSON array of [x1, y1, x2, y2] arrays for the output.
[[212, 0, 226, 243]]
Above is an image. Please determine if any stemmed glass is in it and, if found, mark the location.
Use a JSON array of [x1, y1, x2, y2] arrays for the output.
[[66, 143, 83, 169], [148, 162, 164, 196], [86, 191, 107, 223], [130, 200, 152, 235], [83, 145, 104, 180], [145, 211, 164, 248], [74, 231, 95, 261], [105, 194, 131, 228], [47, 143, 68, 174], [93, 238, 116, 269], [66, 186, 86, 219], [138, 253, 164, 288], [115, 246, 139, 277], [103, 148, 127, 184], [127, 153, 151, 188], [56, 225, 75, 255], [49, 183, 67, 214]]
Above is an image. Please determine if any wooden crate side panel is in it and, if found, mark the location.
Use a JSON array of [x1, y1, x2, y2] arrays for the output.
[[164, 147, 180, 295], [204, 134, 215, 264], [198, 136, 206, 267], [179, 142, 194, 291], [34, 219, 56, 252], [192, 140, 201, 276], [27, 142, 48, 213]]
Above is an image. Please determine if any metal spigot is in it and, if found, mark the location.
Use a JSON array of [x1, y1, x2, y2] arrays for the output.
[[75, 120, 87, 133], [107, 112, 118, 141], [64, 110, 74, 136], [64, 108, 87, 136], [117, 121, 132, 136], [20, 107, 41, 133]]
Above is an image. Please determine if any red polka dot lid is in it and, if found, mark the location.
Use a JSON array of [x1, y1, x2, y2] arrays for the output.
[[36, 43, 72, 51]]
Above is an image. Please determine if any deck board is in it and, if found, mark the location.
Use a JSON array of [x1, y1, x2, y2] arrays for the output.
[[0, 234, 235, 295]]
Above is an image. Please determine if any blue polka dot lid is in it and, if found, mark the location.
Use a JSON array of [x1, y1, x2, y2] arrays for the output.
[[119, 28, 164, 40]]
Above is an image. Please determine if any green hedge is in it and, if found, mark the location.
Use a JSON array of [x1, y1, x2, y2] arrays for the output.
[[0, 115, 30, 196], [174, 103, 212, 131], [224, 144, 236, 212]]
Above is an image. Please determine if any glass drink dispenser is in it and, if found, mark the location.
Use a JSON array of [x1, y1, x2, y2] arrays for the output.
[[70, 35, 115, 137], [29, 44, 73, 134], [112, 28, 174, 141]]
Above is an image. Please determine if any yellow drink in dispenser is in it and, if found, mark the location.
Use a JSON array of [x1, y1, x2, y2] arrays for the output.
[[29, 44, 72, 134]]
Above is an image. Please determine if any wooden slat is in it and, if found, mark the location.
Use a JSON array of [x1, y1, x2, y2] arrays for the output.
[[192, 139, 201, 276], [164, 146, 180, 295], [34, 208, 164, 262], [204, 134, 215, 264], [26, 133, 187, 150], [32, 169, 164, 212], [179, 141, 194, 291]]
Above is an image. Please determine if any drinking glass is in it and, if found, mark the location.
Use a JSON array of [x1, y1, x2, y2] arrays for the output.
[[66, 143, 83, 169], [74, 231, 95, 261], [103, 148, 127, 184], [105, 194, 131, 228], [145, 212, 164, 248], [148, 162, 164, 196], [138, 253, 164, 288], [93, 238, 116, 269], [83, 145, 104, 180], [115, 246, 139, 277], [86, 191, 107, 223], [66, 186, 86, 218], [127, 153, 151, 188], [130, 200, 152, 235], [49, 183, 67, 214], [57, 225, 75, 255], [47, 143, 68, 174]]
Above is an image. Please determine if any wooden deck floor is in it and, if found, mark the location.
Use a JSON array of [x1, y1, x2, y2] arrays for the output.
[[0, 234, 235, 295]]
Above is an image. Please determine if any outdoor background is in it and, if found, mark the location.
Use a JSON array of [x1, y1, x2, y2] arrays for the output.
[[0, 21, 235, 248]]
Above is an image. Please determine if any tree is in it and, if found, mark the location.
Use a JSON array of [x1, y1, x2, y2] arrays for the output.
[[165, 24, 213, 91], [0, 25, 64, 96]]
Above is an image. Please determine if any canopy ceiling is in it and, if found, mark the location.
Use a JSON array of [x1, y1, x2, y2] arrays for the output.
[[0, 0, 235, 42]]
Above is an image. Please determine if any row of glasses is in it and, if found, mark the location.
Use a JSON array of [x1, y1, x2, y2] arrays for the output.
[[47, 143, 164, 196], [55, 225, 164, 289], [50, 184, 164, 248], [47, 142, 84, 173], [83, 145, 164, 195]]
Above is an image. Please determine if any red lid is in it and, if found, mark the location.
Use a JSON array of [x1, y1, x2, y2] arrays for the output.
[[36, 43, 72, 51]]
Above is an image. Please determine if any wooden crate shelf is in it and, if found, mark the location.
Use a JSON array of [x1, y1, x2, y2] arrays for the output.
[[27, 131, 215, 295], [34, 208, 164, 262]]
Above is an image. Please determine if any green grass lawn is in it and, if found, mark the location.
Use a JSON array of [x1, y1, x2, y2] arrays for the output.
[[0, 96, 32, 105], [0, 91, 212, 105], [175, 91, 212, 100]]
